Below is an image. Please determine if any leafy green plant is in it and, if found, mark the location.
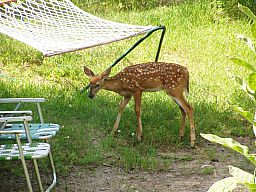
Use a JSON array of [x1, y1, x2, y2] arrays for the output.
[[217, 0, 256, 19], [201, 4, 256, 192]]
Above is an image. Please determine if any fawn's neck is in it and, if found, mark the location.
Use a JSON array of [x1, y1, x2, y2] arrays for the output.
[[102, 77, 122, 93]]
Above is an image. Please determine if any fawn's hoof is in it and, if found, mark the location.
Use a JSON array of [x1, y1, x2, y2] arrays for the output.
[[110, 130, 116, 136], [179, 135, 184, 141], [190, 140, 196, 148], [136, 134, 143, 142], [110, 129, 120, 137]]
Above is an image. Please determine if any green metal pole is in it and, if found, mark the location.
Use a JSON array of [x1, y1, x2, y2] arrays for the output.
[[155, 26, 166, 62], [108, 26, 166, 69]]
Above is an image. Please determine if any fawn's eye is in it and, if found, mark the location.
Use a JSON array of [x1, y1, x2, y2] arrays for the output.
[[95, 84, 100, 88]]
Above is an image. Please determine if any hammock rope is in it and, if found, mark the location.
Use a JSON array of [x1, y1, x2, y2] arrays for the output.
[[0, 0, 157, 57]]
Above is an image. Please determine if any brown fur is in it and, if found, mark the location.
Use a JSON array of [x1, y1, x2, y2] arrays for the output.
[[84, 62, 195, 147]]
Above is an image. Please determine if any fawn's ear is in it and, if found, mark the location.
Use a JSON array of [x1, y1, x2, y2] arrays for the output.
[[83, 66, 95, 78], [101, 68, 111, 78]]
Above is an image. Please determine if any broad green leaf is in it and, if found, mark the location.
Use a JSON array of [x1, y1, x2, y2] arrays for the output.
[[200, 134, 256, 165], [200, 134, 249, 155], [254, 111, 256, 138], [238, 4, 256, 21], [237, 34, 255, 53], [229, 166, 256, 190], [249, 72, 256, 91], [230, 57, 256, 72], [247, 154, 256, 167], [229, 166, 255, 184], [207, 177, 238, 192], [252, 22, 256, 39], [232, 106, 256, 137], [233, 76, 247, 91], [254, 110, 256, 123], [232, 75, 255, 102], [232, 106, 256, 126]]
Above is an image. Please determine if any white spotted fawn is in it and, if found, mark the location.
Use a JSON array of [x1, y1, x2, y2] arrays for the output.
[[83, 62, 195, 147]]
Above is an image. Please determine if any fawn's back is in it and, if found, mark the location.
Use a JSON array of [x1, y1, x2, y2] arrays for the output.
[[112, 62, 189, 93]]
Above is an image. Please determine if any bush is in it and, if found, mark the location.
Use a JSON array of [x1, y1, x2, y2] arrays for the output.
[[219, 0, 256, 18], [201, 4, 256, 192]]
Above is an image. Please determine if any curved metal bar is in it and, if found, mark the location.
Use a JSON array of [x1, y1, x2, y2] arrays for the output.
[[155, 26, 166, 62], [108, 26, 166, 69]]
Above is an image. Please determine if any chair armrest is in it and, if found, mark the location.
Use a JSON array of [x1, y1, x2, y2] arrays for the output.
[[0, 110, 33, 115], [0, 130, 23, 134], [0, 98, 46, 124], [0, 116, 32, 123], [0, 98, 45, 103]]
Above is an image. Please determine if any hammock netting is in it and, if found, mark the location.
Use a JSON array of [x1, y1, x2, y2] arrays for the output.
[[0, 0, 155, 56]]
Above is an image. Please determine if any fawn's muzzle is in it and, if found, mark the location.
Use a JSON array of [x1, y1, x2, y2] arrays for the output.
[[88, 93, 95, 99], [84, 85, 95, 99]]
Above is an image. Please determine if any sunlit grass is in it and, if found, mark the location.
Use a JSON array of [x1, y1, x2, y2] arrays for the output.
[[0, 0, 254, 174]]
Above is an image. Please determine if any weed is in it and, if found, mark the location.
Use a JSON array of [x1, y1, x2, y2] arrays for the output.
[[201, 4, 256, 191], [200, 165, 216, 175]]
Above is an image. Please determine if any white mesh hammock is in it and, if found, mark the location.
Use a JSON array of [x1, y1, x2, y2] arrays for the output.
[[0, 0, 163, 57]]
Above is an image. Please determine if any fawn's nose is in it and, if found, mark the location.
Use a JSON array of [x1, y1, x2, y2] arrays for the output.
[[88, 93, 94, 99]]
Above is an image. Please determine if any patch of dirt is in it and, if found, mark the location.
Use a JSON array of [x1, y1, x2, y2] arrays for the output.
[[0, 143, 252, 192], [54, 145, 252, 192], [56, 166, 216, 192]]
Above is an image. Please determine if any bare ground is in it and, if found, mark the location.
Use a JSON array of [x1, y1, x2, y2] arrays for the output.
[[0, 142, 253, 192], [54, 138, 253, 192]]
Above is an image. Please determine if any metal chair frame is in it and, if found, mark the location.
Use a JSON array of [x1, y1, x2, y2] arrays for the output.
[[0, 98, 58, 191]]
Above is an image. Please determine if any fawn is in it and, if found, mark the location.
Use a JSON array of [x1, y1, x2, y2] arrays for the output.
[[83, 62, 195, 147]]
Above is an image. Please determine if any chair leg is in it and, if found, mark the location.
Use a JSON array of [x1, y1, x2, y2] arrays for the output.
[[16, 134, 33, 192], [24, 120, 44, 191], [21, 155, 33, 192], [46, 141, 57, 192], [33, 159, 44, 192]]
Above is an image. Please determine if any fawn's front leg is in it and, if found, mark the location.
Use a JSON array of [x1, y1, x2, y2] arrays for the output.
[[112, 96, 131, 134], [133, 91, 143, 141]]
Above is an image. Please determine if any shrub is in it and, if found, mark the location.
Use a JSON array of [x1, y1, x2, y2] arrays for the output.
[[201, 4, 256, 192]]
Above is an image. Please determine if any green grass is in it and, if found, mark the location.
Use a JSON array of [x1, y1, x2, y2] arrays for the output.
[[0, 0, 255, 175]]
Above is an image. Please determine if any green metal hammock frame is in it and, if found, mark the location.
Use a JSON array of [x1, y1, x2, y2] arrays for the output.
[[109, 26, 166, 69]]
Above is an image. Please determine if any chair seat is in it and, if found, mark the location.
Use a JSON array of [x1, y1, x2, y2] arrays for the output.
[[0, 99, 58, 191], [7, 123, 60, 130], [0, 123, 60, 140], [0, 142, 50, 160]]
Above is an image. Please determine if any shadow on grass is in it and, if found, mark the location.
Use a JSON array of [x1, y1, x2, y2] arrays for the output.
[[0, 80, 249, 174]]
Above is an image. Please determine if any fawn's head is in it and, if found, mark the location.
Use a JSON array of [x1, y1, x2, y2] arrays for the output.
[[83, 66, 111, 99]]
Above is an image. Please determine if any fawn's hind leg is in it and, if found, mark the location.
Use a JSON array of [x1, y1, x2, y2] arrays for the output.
[[178, 106, 186, 140], [133, 91, 143, 141], [167, 90, 195, 147]]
